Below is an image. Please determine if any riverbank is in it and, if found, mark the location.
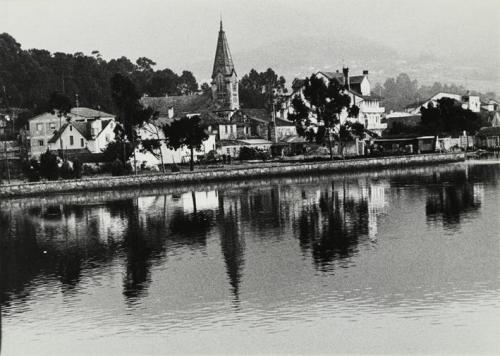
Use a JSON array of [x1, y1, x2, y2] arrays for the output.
[[0, 152, 465, 198]]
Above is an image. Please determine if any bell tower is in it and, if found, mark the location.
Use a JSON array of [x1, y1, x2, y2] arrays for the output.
[[211, 20, 239, 110]]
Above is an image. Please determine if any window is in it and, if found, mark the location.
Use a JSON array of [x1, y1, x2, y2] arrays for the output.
[[36, 123, 43, 132], [69, 125, 73, 131], [80, 138, 84, 147], [70, 136, 74, 146], [38, 139, 44, 146], [49, 123, 56, 131]]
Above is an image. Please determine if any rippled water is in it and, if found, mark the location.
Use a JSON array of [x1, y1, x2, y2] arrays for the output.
[[1, 160, 500, 355]]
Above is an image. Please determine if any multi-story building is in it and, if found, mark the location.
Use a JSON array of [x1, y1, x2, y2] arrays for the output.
[[405, 92, 481, 114], [279, 68, 386, 136], [26, 108, 115, 157]]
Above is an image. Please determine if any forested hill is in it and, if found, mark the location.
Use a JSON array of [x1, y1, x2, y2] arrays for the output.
[[0, 33, 199, 114]]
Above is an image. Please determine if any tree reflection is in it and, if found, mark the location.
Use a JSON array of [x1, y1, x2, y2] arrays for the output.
[[295, 186, 370, 271], [426, 183, 480, 228]]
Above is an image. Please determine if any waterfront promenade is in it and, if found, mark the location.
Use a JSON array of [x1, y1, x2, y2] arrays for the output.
[[0, 152, 464, 198]]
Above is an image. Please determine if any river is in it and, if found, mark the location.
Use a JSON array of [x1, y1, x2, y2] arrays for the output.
[[1, 159, 499, 355]]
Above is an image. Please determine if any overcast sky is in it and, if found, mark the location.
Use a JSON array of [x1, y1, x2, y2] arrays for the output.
[[2, 0, 500, 81]]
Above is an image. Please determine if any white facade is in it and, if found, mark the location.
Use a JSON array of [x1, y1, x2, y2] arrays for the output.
[[28, 112, 65, 157], [218, 123, 238, 140], [135, 122, 217, 168], [407, 92, 481, 114], [48, 119, 116, 153]]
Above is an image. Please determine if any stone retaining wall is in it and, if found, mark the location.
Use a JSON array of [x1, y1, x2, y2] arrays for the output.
[[0, 153, 465, 198]]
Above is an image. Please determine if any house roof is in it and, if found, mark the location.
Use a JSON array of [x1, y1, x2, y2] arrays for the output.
[[291, 78, 306, 91], [48, 119, 112, 143], [70, 107, 114, 118], [280, 135, 306, 143], [478, 126, 500, 137], [239, 139, 273, 145], [275, 118, 295, 127], [219, 139, 247, 147], [141, 93, 214, 116]]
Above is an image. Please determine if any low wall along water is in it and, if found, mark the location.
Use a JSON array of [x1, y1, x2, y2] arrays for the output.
[[0, 153, 465, 198]]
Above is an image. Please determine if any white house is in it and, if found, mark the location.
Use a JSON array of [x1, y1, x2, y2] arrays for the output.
[[48, 118, 116, 153], [134, 119, 217, 169], [27, 107, 115, 157], [279, 68, 386, 136], [406, 92, 481, 114], [316, 69, 386, 135]]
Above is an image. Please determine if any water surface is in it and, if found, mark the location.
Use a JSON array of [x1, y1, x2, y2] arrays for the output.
[[1, 160, 499, 355]]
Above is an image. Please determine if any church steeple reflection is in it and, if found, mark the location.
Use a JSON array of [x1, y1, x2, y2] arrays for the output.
[[217, 192, 245, 302]]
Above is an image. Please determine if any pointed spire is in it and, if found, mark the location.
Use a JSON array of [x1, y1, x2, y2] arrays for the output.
[[212, 20, 235, 79]]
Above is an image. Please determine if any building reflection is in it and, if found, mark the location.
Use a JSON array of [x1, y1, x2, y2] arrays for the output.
[[425, 170, 483, 228], [217, 191, 245, 302], [0, 162, 496, 325]]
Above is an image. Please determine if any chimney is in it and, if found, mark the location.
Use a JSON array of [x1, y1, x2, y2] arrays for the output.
[[168, 106, 174, 119], [363, 70, 369, 76], [342, 67, 350, 90]]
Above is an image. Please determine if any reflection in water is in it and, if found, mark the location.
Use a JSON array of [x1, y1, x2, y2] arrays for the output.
[[218, 191, 245, 302], [0, 161, 499, 354]]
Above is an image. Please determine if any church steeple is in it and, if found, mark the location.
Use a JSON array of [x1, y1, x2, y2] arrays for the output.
[[212, 20, 236, 79], [211, 20, 239, 110]]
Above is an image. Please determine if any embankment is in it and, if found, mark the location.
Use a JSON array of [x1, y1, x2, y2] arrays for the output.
[[0, 153, 465, 198]]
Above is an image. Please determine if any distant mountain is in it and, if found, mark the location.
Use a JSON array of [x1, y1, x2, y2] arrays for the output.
[[187, 34, 499, 94]]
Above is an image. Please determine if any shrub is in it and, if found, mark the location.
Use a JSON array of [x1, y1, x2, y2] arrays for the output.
[[239, 146, 258, 160], [171, 164, 180, 173], [40, 150, 59, 180], [24, 158, 41, 182], [73, 159, 83, 179], [60, 161, 73, 179], [111, 158, 125, 176]]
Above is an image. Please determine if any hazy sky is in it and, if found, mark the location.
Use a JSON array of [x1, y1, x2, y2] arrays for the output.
[[2, 0, 500, 82]]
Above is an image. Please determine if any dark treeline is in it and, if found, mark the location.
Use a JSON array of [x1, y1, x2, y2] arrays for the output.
[[239, 68, 287, 109], [0, 33, 199, 115], [373, 73, 498, 112]]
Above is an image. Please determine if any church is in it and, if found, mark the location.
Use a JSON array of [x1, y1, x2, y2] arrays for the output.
[[141, 21, 297, 161]]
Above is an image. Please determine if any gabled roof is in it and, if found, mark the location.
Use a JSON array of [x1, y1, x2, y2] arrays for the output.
[[48, 123, 69, 143], [212, 21, 236, 79], [141, 93, 214, 117], [275, 118, 295, 127], [48, 119, 113, 143], [478, 126, 500, 136], [70, 107, 114, 118], [291, 78, 306, 91], [349, 75, 365, 84]]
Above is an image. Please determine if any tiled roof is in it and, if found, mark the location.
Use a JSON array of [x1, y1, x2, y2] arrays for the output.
[[48, 123, 69, 143], [478, 126, 500, 136], [141, 93, 214, 116], [70, 107, 114, 118], [349, 75, 364, 84], [291, 78, 306, 90], [275, 118, 295, 127], [48, 119, 112, 143], [239, 109, 270, 123]]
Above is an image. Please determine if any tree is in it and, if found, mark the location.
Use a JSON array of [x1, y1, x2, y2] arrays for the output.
[[162, 115, 209, 171], [39, 150, 59, 180], [289, 74, 359, 159], [0, 33, 200, 112], [110, 73, 155, 171], [238, 68, 286, 109], [420, 98, 485, 136]]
